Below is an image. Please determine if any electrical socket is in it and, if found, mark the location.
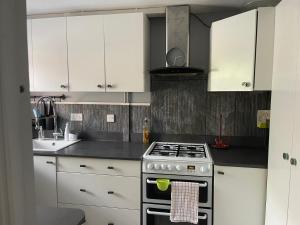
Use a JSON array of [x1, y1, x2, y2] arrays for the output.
[[107, 114, 115, 123], [70, 113, 83, 122]]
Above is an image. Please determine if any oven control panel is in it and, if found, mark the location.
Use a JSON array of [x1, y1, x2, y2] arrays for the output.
[[143, 160, 213, 176]]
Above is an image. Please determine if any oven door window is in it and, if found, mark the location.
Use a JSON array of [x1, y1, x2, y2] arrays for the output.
[[146, 208, 208, 225], [146, 178, 208, 203]]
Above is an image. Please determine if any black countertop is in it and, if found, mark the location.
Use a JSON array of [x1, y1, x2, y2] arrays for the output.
[[34, 141, 149, 160], [37, 207, 85, 225], [34, 140, 268, 168], [209, 146, 268, 169]]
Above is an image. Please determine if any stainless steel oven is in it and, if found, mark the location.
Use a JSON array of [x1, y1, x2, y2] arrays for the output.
[[143, 173, 212, 208], [143, 203, 212, 225], [142, 142, 213, 225]]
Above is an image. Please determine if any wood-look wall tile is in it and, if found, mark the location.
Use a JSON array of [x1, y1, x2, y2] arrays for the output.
[[234, 92, 270, 137], [206, 92, 236, 136], [151, 80, 180, 134], [130, 105, 151, 133], [176, 79, 206, 134]]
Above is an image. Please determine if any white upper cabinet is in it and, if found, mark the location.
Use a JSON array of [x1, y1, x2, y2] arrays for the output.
[[67, 15, 106, 92], [29, 13, 149, 93], [32, 17, 69, 92], [27, 19, 34, 91], [103, 13, 149, 92], [209, 8, 275, 91]]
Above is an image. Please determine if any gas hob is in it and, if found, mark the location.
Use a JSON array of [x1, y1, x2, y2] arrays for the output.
[[142, 142, 213, 176]]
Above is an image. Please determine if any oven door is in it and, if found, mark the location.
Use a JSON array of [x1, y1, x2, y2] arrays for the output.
[[143, 173, 212, 208], [143, 203, 212, 225]]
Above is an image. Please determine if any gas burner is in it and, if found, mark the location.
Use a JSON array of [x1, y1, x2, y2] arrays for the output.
[[148, 142, 208, 159]]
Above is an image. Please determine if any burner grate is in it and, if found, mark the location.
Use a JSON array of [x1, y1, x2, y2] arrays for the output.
[[149, 143, 207, 158]]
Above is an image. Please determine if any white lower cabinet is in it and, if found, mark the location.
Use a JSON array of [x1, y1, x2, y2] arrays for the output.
[[57, 157, 141, 225], [33, 156, 57, 207], [57, 172, 140, 209], [59, 203, 139, 225], [214, 166, 267, 225]]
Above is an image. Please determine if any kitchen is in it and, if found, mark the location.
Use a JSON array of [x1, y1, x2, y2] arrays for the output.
[[0, 0, 298, 225]]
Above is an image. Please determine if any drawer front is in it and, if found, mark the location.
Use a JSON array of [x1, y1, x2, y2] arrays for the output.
[[57, 157, 140, 177], [58, 172, 140, 209], [59, 203, 140, 225]]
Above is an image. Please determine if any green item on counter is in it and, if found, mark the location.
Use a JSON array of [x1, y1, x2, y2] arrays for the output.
[[156, 179, 170, 191]]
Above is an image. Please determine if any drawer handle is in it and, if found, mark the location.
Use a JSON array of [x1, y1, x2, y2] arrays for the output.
[[60, 84, 68, 89], [107, 191, 114, 195], [217, 171, 225, 175], [80, 189, 86, 192], [46, 161, 54, 164], [107, 166, 114, 169], [80, 165, 87, 168], [108, 223, 114, 225]]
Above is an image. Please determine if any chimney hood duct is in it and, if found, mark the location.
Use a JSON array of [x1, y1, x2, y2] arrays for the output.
[[150, 5, 204, 76]]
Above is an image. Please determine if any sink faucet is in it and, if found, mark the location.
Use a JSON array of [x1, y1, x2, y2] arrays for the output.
[[35, 96, 63, 140]]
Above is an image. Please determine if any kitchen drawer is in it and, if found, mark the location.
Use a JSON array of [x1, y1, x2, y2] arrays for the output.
[[57, 172, 140, 209], [59, 203, 140, 225], [57, 157, 140, 177]]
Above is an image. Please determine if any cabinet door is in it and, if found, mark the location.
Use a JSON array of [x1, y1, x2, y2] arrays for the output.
[[27, 19, 34, 91], [265, 1, 300, 225], [34, 156, 57, 207], [59, 204, 140, 225], [32, 17, 69, 92], [286, 1, 300, 224], [209, 10, 257, 91], [214, 166, 267, 225], [67, 15, 106, 92], [104, 13, 149, 92]]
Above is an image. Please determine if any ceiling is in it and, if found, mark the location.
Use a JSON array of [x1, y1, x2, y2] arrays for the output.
[[26, 0, 280, 15]]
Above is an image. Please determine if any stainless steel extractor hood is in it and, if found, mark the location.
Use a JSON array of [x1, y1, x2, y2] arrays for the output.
[[150, 5, 204, 76]]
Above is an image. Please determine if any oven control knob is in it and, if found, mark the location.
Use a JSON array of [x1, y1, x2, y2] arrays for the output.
[[161, 164, 166, 170], [167, 165, 173, 171], [200, 165, 207, 173], [154, 164, 160, 170], [147, 163, 154, 170], [175, 165, 182, 171]]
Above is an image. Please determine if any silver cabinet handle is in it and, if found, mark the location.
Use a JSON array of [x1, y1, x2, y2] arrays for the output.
[[217, 171, 225, 175], [283, 153, 290, 160], [291, 158, 297, 166], [146, 179, 207, 187], [107, 84, 113, 88], [241, 82, 251, 87], [146, 209, 207, 220], [60, 84, 68, 89]]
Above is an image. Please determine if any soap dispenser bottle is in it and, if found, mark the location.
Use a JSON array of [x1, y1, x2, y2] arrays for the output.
[[64, 122, 70, 141]]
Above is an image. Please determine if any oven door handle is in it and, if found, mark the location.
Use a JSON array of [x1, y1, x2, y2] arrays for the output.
[[146, 179, 208, 187], [146, 209, 207, 220]]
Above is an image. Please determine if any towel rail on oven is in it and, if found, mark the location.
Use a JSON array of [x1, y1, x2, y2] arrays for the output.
[[146, 209, 207, 220], [146, 179, 208, 187]]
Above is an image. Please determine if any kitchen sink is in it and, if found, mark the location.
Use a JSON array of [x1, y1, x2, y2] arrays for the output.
[[32, 139, 80, 152]]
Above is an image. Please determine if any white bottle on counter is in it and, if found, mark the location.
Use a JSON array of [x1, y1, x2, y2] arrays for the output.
[[64, 122, 70, 141]]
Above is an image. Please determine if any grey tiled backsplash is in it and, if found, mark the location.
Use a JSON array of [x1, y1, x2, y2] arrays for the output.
[[32, 79, 271, 145]]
